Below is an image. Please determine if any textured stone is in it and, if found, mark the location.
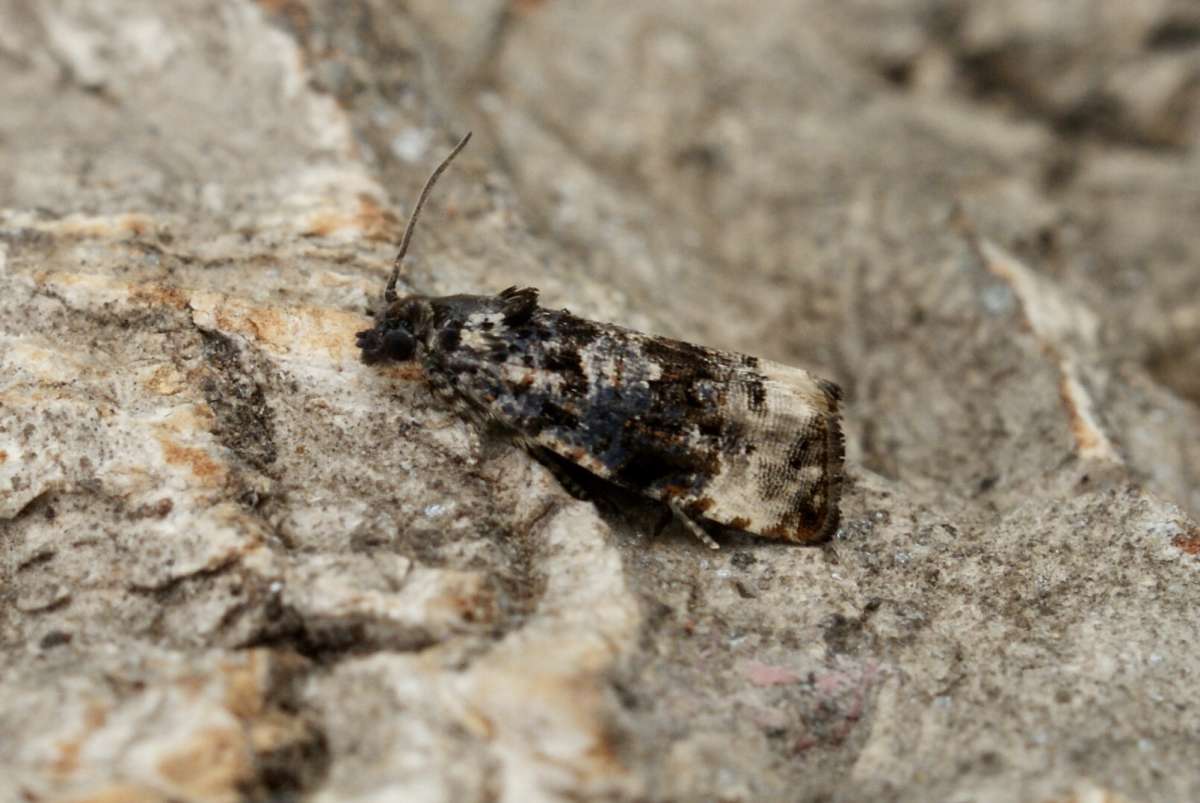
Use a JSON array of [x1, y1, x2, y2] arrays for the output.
[[2, 1, 1199, 802]]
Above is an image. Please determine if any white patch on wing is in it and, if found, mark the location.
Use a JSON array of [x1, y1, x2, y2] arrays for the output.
[[579, 339, 662, 393], [497, 361, 567, 395], [692, 356, 834, 541], [458, 311, 507, 352]]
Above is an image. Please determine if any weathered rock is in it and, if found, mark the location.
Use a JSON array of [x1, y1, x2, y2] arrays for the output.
[[2, 1, 1198, 801]]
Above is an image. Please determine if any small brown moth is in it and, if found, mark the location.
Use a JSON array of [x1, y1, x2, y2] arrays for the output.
[[357, 133, 844, 548]]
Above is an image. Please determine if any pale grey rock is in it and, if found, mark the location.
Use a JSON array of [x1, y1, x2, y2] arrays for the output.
[[1, 2, 1199, 802]]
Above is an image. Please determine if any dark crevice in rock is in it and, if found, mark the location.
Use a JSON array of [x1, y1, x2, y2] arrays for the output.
[[1146, 344, 1200, 407], [953, 49, 1149, 148], [261, 0, 426, 116], [934, 24, 1195, 151], [237, 652, 332, 802], [1, 487, 54, 525], [238, 606, 439, 665], [1145, 16, 1200, 51], [197, 328, 279, 474]]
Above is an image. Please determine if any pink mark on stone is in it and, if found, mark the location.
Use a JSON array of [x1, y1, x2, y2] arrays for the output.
[[741, 660, 801, 687]]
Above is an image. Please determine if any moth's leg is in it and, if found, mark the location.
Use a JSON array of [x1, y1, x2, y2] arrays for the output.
[[668, 500, 720, 551], [425, 372, 458, 404], [652, 506, 674, 538]]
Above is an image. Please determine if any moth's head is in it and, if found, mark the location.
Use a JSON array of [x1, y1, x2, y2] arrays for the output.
[[356, 295, 435, 364]]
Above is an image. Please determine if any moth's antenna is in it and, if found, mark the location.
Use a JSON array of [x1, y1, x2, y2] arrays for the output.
[[385, 131, 473, 304]]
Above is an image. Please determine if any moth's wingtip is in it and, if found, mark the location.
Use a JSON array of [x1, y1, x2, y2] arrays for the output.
[[815, 402, 847, 543], [818, 377, 843, 406], [790, 398, 846, 545], [813, 498, 843, 543]]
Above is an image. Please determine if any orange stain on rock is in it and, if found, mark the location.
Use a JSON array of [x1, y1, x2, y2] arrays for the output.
[[354, 193, 400, 241], [290, 306, 368, 361], [57, 213, 154, 239], [220, 653, 266, 720], [156, 724, 253, 797], [60, 783, 167, 803], [301, 195, 397, 241], [157, 435, 226, 485], [194, 292, 365, 363], [52, 702, 109, 776], [129, 282, 189, 311], [1173, 527, 1200, 556], [1058, 376, 1100, 453], [300, 211, 345, 239], [52, 736, 81, 777], [143, 364, 188, 396]]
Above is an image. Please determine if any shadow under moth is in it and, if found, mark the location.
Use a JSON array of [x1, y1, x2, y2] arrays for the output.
[[356, 133, 844, 549]]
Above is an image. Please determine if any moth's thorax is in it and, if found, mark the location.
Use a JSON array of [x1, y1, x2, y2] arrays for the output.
[[423, 294, 518, 354]]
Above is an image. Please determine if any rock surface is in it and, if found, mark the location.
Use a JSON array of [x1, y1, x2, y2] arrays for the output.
[[2, 1, 1199, 801]]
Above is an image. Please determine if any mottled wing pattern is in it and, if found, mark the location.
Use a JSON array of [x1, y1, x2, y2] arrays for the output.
[[435, 296, 843, 543]]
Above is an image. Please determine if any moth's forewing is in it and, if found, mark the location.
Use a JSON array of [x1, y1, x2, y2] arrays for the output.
[[437, 299, 843, 543], [691, 358, 844, 543]]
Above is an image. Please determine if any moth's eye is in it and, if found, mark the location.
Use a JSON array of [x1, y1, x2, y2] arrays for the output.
[[382, 327, 417, 361]]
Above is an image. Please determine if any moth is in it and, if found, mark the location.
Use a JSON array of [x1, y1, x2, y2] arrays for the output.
[[356, 133, 844, 548]]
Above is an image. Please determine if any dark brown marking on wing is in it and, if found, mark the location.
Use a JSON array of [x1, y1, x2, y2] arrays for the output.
[[785, 430, 820, 471]]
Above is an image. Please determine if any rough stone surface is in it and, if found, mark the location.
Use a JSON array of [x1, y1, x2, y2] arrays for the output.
[[2, 2, 1198, 802]]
